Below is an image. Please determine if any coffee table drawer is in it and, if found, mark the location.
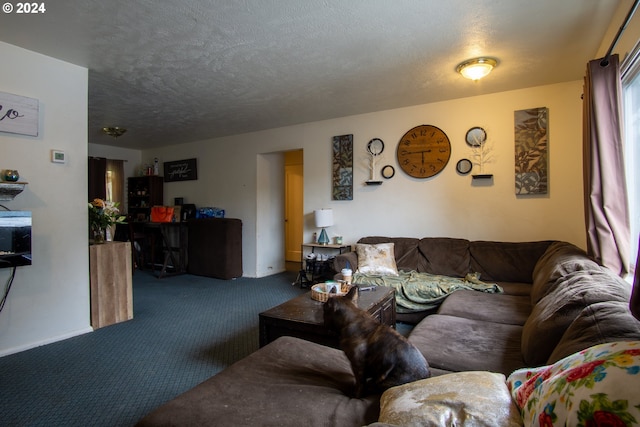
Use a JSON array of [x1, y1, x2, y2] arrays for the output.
[[369, 294, 396, 326]]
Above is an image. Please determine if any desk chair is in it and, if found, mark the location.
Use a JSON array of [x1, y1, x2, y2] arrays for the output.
[[129, 221, 148, 272]]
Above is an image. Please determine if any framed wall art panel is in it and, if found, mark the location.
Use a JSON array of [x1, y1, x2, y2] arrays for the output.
[[332, 134, 353, 200], [514, 107, 548, 195], [164, 158, 198, 182], [0, 91, 39, 137]]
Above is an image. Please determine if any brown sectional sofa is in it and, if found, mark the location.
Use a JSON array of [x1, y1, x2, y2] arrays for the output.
[[137, 237, 640, 426]]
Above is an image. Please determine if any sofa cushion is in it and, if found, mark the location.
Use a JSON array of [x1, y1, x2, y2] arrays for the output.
[[416, 237, 470, 276], [548, 301, 640, 363], [521, 269, 632, 366], [409, 314, 525, 375], [438, 290, 531, 325], [356, 243, 399, 276], [358, 237, 422, 272], [508, 341, 640, 427], [469, 240, 552, 283], [498, 281, 532, 296], [136, 336, 380, 427], [530, 241, 600, 304], [375, 371, 522, 427]]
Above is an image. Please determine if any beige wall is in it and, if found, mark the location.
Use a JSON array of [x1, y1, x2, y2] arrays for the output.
[[146, 80, 585, 277], [0, 42, 90, 356]]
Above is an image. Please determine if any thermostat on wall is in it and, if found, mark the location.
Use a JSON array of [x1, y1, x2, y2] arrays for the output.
[[51, 150, 66, 164]]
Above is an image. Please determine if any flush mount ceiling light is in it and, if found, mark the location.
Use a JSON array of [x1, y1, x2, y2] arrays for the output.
[[101, 127, 127, 138], [456, 57, 498, 81]]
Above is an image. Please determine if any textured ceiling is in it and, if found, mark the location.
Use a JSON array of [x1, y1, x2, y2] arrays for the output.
[[0, 0, 623, 149]]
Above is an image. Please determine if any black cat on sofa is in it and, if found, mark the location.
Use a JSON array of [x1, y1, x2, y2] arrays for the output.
[[323, 287, 431, 398]]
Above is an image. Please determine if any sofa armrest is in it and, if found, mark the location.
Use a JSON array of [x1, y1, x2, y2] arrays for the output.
[[333, 251, 358, 272], [137, 337, 379, 426]]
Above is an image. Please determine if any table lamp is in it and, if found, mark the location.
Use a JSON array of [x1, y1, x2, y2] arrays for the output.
[[314, 208, 333, 245]]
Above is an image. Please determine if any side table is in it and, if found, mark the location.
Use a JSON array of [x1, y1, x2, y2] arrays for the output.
[[89, 241, 133, 329], [297, 242, 351, 287]]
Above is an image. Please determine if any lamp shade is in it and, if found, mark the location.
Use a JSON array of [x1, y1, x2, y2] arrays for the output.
[[314, 208, 333, 228]]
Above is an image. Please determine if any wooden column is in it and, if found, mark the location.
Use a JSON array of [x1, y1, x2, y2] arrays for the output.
[[89, 241, 133, 329]]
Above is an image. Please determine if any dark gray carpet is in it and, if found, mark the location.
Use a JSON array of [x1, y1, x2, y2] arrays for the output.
[[0, 270, 413, 426], [0, 270, 309, 427]]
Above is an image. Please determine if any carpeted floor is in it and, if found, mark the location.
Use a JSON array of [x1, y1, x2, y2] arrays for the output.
[[0, 270, 311, 426], [0, 270, 413, 426]]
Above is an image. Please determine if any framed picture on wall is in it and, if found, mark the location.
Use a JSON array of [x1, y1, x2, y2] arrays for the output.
[[164, 158, 198, 182], [514, 107, 548, 195], [332, 134, 353, 200], [0, 91, 39, 137]]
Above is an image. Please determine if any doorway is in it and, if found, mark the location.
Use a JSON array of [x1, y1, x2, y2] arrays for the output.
[[284, 150, 303, 270]]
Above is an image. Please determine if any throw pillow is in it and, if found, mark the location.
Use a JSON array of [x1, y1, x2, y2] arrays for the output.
[[377, 371, 522, 427], [507, 341, 640, 427], [356, 243, 399, 276]]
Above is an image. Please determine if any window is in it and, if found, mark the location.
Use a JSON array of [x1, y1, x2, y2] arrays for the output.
[[622, 42, 640, 273], [106, 170, 114, 202], [105, 159, 124, 209]]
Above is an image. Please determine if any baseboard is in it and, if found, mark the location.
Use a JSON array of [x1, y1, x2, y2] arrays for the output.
[[0, 326, 94, 358], [255, 268, 287, 278]]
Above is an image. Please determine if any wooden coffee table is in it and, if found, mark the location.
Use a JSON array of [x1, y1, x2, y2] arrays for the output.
[[259, 286, 396, 348]]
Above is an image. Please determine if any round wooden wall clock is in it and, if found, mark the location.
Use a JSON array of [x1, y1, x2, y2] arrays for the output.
[[396, 124, 451, 178]]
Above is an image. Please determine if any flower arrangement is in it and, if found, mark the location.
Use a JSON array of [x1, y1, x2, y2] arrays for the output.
[[88, 198, 126, 243]]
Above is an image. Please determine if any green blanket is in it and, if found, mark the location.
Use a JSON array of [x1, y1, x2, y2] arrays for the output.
[[353, 271, 503, 313]]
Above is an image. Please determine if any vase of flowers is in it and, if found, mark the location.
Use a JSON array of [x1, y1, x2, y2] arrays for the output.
[[88, 198, 126, 244]]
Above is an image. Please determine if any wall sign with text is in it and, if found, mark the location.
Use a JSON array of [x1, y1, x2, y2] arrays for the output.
[[164, 158, 198, 182], [0, 92, 39, 137]]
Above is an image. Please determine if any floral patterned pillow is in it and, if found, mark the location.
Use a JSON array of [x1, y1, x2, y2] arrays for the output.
[[356, 243, 399, 276], [507, 341, 640, 426]]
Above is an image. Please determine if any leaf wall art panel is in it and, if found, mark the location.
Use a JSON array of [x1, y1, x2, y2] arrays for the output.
[[514, 107, 548, 195], [332, 134, 353, 200]]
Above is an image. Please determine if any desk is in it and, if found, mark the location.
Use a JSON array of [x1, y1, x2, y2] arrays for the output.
[[143, 222, 188, 278], [131, 218, 242, 279]]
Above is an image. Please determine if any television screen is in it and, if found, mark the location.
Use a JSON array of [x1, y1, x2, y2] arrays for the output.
[[0, 211, 32, 268]]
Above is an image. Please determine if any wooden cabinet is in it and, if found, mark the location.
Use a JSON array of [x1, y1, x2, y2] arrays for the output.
[[128, 176, 163, 222], [89, 241, 133, 329], [187, 218, 242, 279]]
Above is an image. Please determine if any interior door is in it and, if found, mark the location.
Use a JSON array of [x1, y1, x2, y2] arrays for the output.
[[285, 152, 303, 262]]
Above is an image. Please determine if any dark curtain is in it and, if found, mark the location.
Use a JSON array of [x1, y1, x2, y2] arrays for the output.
[[583, 54, 630, 276], [88, 157, 106, 201]]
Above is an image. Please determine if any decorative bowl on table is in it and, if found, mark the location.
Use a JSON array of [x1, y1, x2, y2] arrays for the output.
[[311, 282, 357, 302]]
